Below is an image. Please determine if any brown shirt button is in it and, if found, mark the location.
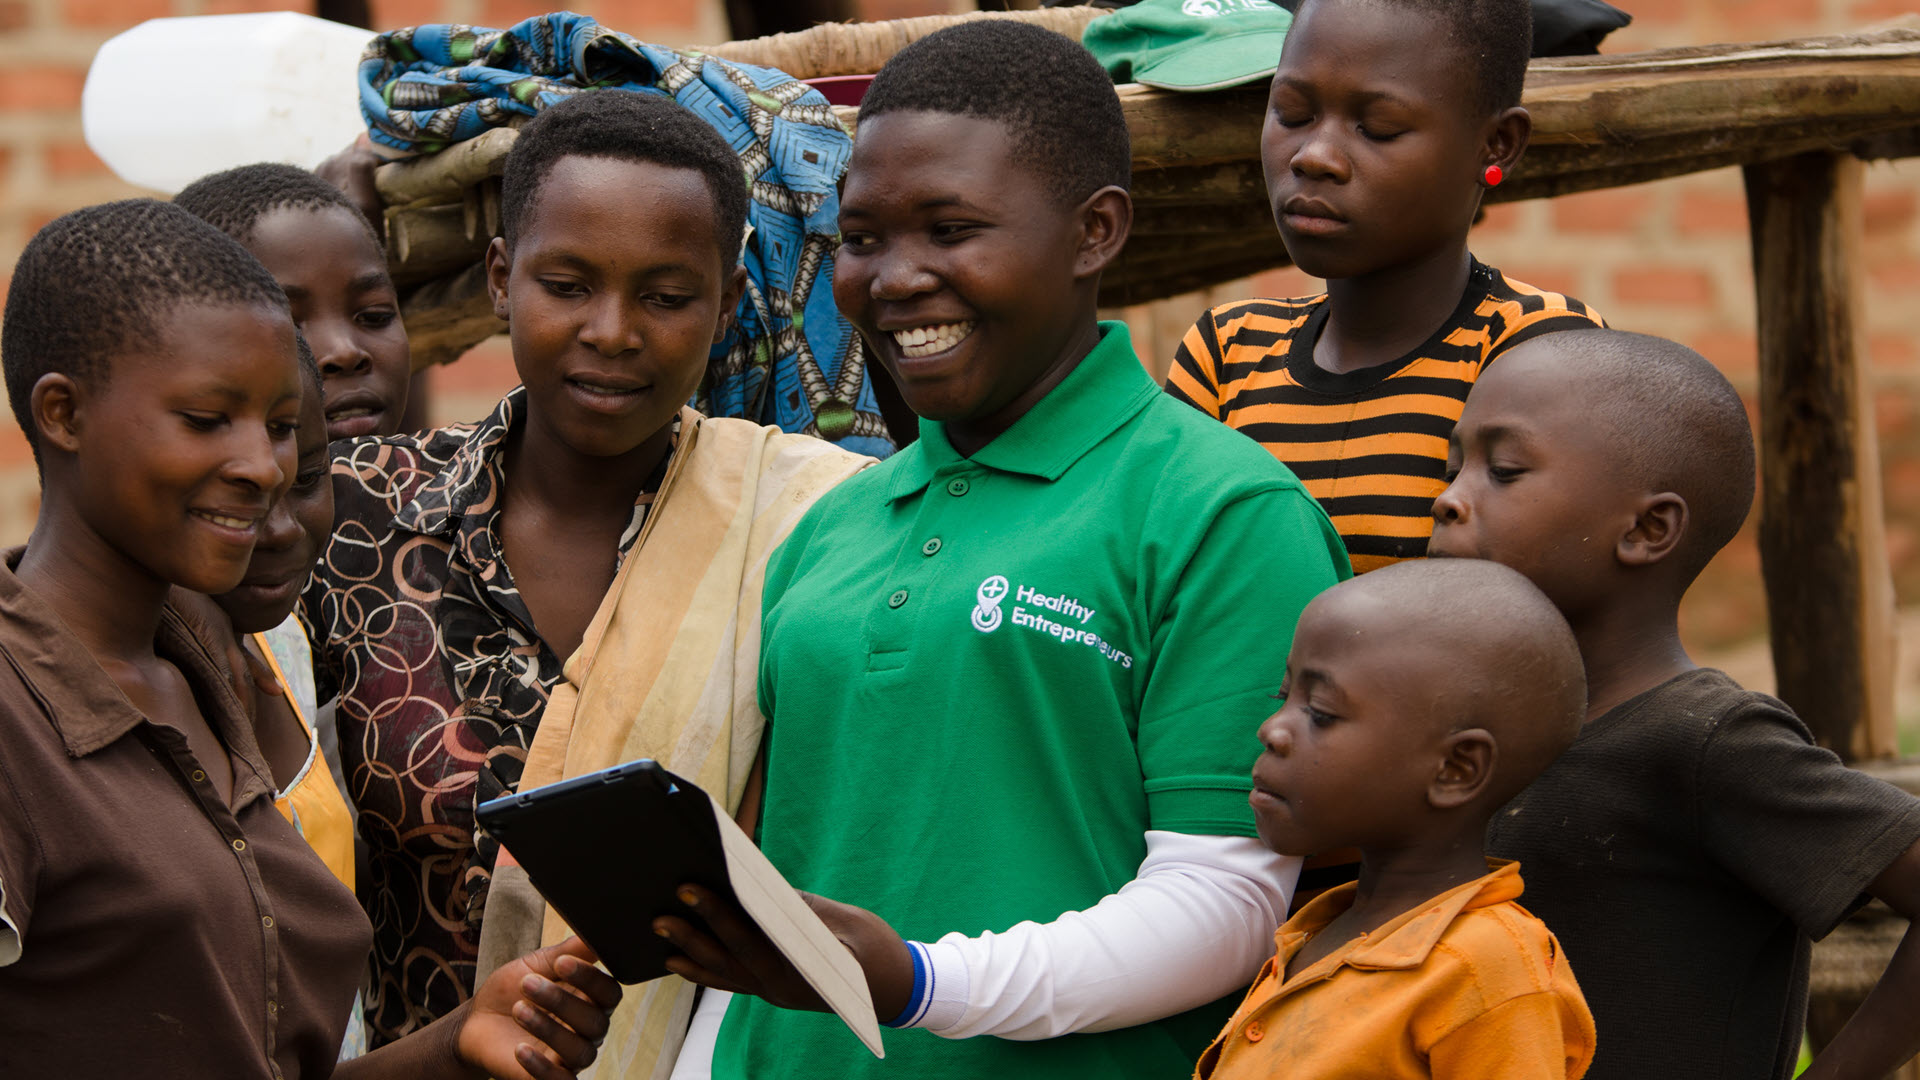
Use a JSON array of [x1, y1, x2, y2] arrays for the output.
[[231, 838, 246, 852], [261, 915, 275, 929], [190, 769, 206, 783]]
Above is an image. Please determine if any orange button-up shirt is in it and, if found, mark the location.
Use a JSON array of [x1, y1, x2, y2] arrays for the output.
[[1195, 859, 1594, 1080]]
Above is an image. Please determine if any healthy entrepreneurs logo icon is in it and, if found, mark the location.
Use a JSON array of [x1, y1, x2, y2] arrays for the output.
[[972, 575, 1009, 632]]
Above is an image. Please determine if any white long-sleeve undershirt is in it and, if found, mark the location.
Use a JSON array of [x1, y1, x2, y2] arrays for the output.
[[672, 830, 1295, 1077], [893, 830, 1298, 1039]]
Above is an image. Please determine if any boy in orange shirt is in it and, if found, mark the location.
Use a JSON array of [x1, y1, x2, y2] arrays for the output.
[[1196, 558, 1594, 1080]]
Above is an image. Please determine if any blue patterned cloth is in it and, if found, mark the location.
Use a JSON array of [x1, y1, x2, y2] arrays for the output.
[[358, 12, 893, 457]]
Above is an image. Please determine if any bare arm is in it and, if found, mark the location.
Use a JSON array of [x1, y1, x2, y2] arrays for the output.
[[1800, 837, 1920, 1080], [335, 937, 622, 1080]]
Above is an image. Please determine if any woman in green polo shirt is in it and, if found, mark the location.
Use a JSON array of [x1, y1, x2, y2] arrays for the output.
[[655, 23, 1350, 1080]]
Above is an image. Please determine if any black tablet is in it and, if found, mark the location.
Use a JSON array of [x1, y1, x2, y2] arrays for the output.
[[476, 759, 735, 985]]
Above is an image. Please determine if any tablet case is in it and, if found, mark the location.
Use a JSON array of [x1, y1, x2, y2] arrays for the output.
[[476, 758, 885, 1057], [476, 759, 727, 985]]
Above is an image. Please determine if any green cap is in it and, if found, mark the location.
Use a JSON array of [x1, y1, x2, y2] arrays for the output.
[[1083, 0, 1293, 93]]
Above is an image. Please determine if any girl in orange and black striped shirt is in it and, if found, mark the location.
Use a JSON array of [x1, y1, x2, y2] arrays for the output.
[[1162, 0, 1605, 575], [1167, 263, 1603, 573]]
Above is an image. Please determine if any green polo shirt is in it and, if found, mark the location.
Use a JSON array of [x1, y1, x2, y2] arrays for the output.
[[715, 323, 1350, 1080]]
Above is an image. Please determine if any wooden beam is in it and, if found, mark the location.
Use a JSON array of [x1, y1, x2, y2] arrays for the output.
[[1744, 151, 1898, 762]]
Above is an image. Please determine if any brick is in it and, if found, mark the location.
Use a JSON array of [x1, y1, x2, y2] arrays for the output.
[[1705, 0, 1820, 23], [0, 427, 28, 471], [1868, 257, 1920, 295], [43, 141, 107, 179], [21, 209, 63, 241], [1853, 0, 1920, 21], [590, 0, 705, 33], [1550, 187, 1656, 234], [1885, 459, 1920, 516], [1864, 189, 1916, 234], [1472, 202, 1522, 235], [1689, 328, 1758, 376], [1870, 334, 1918, 374], [0, 67, 87, 112], [1613, 266, 1715, 306], [1874, 384, 1913, 440], [433, 336, 518, 395], [481, 0, 570, 26], [1503, 265, 1583, 300], [372, 0, 450, 28], [65, 0, 171, 26], [1246, 266, 1321, 299], [1675, 190, 1749, 234], [200, 0, 300, 13]]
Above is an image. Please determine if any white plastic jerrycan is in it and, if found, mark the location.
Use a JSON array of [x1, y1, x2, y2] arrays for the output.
[[83, 12, 375, 194]]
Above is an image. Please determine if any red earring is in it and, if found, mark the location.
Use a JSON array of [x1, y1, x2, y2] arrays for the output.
[[1482, 164, 1504, 187]]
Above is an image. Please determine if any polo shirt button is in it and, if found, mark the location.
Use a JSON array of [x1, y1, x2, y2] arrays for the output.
[[1245, 1020, 1264, 1042], [921, 538, 942, 557], [231, 838, 247, 852], [946, 478, 970, 497], [190, 769, 206, 783], [267, 999, 278, 1015], [261, 915, 275, 929], [888, 589, 909, 609]]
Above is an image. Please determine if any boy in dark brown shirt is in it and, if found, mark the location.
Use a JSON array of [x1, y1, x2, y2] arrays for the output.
[[0, 200, 619, 1080], [1430, 328, 1920, 1080]]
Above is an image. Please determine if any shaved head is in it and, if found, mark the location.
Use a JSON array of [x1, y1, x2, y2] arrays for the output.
[[1315, 558, 1586, 802], [1493, 329, 1756, 586]]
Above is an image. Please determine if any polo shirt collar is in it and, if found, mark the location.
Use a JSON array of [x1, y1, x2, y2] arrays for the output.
[[0, 549, 274, 803], [1280, 859, 1525, 974], [886, 321, 1157, 502]]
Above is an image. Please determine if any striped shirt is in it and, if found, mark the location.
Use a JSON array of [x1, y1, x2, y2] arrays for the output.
[[1166, 262, 1604, 573]]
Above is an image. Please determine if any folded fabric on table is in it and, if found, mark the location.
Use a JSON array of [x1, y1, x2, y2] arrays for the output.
[[358, 12, 894, 458]]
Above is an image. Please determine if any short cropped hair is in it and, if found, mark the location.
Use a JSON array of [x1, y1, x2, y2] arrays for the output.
[[1528, 329, 1757, 587], [2, 199, 290, 460], [1337, 558, 1585, 803], [174, 162, 377, 247], [500, 90, 749, 263], [1300, 0, 1533, 116], [859, 19, 1131, 203]]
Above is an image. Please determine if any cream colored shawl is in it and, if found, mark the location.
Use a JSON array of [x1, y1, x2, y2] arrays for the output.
[[475, 408, 869, 1079]]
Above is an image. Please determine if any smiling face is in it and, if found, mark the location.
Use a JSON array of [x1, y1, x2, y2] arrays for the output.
[[214, 375, 332, 633], [486, 154, 742, 460], [66, 302, 302, 596], [1428, 350, 1640, 619], [1250, 587, 1451, 857], [834, 111, 1106, 449], [1262, 0, 1496, 280], [246, 205, 412, 441]]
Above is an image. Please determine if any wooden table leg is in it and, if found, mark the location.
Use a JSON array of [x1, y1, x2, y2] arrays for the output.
[[1744, 151, 1899, 762]]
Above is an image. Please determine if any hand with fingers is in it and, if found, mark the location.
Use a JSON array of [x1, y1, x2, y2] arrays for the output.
[[456, 936, 625, 1080], [653, 883, 917, 1023]]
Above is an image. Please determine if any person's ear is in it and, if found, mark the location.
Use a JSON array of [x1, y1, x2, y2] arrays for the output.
[[1429, 728, 1496, 810], [1485, 106, 1532, 177], [30, 373, 83, 456], [1073, 185, 1133, 281], [484, 236, 512, 322], [714, 265, 748, 346], [1618, 492, 1688, 568]]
